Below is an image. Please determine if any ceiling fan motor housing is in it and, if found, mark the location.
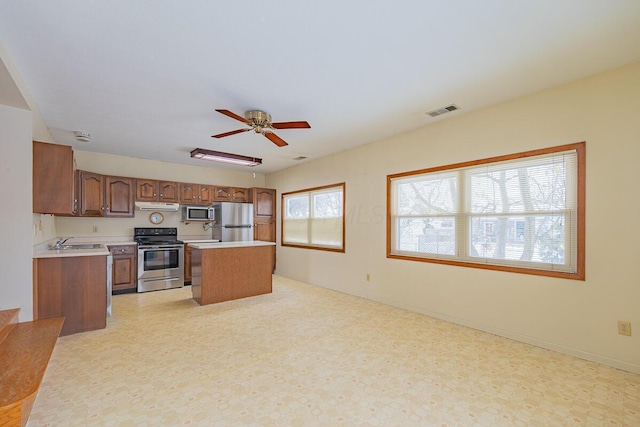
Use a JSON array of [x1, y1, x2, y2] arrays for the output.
[[246, 110, 272, 129]]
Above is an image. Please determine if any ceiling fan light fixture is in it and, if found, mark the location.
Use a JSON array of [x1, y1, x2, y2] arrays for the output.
[[190, 148, 262, 167]]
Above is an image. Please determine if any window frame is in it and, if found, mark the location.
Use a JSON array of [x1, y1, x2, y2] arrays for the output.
[[281, 182, 346, 253], [386, 142, 585, 280]]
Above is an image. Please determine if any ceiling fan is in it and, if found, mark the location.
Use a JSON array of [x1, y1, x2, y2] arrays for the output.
[[212, 109, 310, 147]]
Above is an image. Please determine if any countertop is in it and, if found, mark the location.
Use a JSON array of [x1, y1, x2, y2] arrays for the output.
[[33, 237, 223, 258], [34, 245, 111, 259], [33, 237, 135, 259], [188, 241, 275, 249]]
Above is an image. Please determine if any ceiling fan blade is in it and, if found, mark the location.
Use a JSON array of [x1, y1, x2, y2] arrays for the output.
[[264, 131, 288, 147], [211, 128, 250, 138], [215, 109, 252, 125], [271, 121, 311, 129]]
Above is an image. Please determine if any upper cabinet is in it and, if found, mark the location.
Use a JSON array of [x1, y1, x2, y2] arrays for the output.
[[77, 171, 104, 217], [179, 183, 214, 205], [104, 176, 135, 217], [214, 186, 248, 202], [250, 187, 275, 218], [136, 179, 179, 203], [33, 141, 75, 215], [77, 171, 134, 217]]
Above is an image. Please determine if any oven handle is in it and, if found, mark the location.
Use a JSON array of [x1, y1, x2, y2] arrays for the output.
[[139, 245, 184, 250], [141, 277, 183, 283]]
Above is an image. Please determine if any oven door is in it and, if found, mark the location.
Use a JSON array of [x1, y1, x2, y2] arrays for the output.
[[138, 245, 184, 291]]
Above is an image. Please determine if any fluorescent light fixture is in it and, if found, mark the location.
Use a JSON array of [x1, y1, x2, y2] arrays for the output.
[[190, 148, 262, 167]]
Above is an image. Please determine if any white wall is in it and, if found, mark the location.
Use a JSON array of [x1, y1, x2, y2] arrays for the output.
[[0, 104, 33, 320], [267, 62, 640, 373], [55, 151, 266, 239]]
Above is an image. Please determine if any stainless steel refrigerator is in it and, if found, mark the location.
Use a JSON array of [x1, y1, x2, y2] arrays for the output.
[[212, 202, 254, 242]]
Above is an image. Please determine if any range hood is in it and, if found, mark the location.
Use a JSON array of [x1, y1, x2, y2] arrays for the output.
[[135, 202, 180, 211]]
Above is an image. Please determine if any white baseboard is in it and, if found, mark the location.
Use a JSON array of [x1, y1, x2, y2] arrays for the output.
[[369, 295, 640, 375]]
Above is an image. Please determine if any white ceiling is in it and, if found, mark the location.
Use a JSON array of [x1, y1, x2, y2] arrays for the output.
[[1, 1, 640, 173]]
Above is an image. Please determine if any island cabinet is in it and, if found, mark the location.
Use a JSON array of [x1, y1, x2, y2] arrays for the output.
[[190, 242, 274, 305], [136, 179, 179, 203], [180, 183, 214, 205], [184, 245, 193, 283], [108, 244, 137, 292], [33, 141, 75, 215], [34, 255, 107, 336], [77, 171, 135, 217]]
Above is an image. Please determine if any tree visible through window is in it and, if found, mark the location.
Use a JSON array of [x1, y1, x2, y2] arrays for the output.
[[282, 183, 345, 252], [388, 143, 585, 279]]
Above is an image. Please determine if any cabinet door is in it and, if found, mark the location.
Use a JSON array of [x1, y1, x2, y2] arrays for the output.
[[252, 188, 275, 218], [33, 141, 74, 215], [184, 245, 192, 283], [136, 179, 159, 201], [213, 186, 232, 201], [254, 219, 276, 242], [109, 245, 137, 291], [104, 176, 135, 217], [199, 185, 214, 205], [231, 187, 248, 202], [77, 171, 104, 216], [112, 256, 135, 290], [179, 183, 198, 204], [159, 181, 179, 202]]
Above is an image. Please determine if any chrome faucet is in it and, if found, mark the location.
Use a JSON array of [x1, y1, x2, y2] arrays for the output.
[[52, 237, 73, 250]]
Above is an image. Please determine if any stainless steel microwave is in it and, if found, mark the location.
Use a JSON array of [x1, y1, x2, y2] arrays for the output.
[[182, 205, 214, 221]]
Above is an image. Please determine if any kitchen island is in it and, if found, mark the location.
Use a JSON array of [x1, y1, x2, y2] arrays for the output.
[[188, 241, 276, 305]]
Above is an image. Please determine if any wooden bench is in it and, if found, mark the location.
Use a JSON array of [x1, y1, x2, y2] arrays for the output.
[[0, 308, 64, 427]]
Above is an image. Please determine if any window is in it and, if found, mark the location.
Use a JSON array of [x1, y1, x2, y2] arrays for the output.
[[387, 143, 585, 280], [282, 183, 345, 252]]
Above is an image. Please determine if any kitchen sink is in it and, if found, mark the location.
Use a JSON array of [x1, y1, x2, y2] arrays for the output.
[[50, 243, 105, 250]]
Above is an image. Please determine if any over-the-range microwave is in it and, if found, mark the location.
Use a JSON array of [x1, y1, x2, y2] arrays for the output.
[[182, 205, 214, 221]]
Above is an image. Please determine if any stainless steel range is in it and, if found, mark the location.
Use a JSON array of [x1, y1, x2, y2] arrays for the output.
[[134, 227, 184, 292]]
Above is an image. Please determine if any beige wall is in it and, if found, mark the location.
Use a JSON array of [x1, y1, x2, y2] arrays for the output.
[[267, 62, 640, 373], [55, 151, 266, 239]]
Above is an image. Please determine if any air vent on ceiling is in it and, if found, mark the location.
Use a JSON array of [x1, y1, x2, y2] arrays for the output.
[[426, 104, 460, 118], [292, 156, 307, 161]]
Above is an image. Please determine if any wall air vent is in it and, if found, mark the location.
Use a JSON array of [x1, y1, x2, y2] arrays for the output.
[[426, 104, 460, 118], [293, 156, 308, 161]]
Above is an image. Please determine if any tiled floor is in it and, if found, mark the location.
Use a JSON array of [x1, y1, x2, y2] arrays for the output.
[[29, 275, 639, 426]]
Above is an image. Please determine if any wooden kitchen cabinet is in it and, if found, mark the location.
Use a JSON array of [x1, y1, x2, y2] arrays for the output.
[[108, 244, 137, 292], [33, 141, 75, 215], [184, 245, 193, 283], [136, 179, 158, 202], [136, 179, 179, 203], [77, 171, 134, 217], [180, 183, 214, 205], [214, 186, 249, 202], [250, 187, 275, 218], [77, 170, 104, 216], [250, 187, 276, 271], [104, 176, 135, 217], [34, 255, 107, 336]]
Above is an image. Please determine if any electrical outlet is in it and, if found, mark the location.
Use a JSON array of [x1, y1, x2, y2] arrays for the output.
[[366, 273, 371, 282], [618, 321, 632, 336], [92, 226, 98, 233]]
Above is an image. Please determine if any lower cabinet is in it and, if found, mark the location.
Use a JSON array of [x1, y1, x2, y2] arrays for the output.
[[108, 244, 137, 292], [184, 245, 192, 284], [34, 256, 107, 336]]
